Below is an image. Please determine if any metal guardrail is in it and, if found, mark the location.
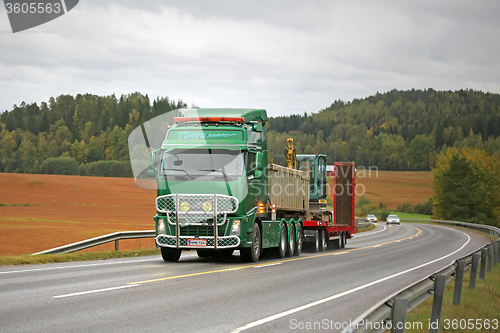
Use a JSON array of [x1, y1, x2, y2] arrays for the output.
[[356, 219, 372, 231], [342, 219, 500, 333], [32, 230, 156, 255]]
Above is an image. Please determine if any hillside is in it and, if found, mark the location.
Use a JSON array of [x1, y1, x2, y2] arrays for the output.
[[1, 89, 499, 176]]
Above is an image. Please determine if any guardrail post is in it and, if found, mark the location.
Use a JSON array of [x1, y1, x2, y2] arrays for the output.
[[391, 297, 408, 333], [453, 260, 465, 305], [495, 242, 499, 266], [480, 248, 487, 279], [469, 253, 480, 289], [487, 245, 493, 273], [430, 274, 446, 333], [115, 240, 119, 251]]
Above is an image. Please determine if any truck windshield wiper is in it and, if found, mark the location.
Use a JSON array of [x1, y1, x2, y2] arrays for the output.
[[198, 169, 228, 176], [163, 168, 193, 179]]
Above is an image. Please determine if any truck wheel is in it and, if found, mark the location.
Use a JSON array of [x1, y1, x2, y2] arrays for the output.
[[293, 224, 303, 256], [313, 230, 320, 253], [286, 224, 295, 257], [320, 230, 327, 252], [241, 223, 261, 262], [340, 232, 345, 248], [161, 247, 182, 262], [277, 223, 287, 258]]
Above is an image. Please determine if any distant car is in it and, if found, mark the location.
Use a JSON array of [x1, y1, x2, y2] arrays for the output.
[[386, 215, 400, 225], [366, 214, 377, 223]]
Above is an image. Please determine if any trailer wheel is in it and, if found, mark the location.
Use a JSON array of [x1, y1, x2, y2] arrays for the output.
[[330, 236, 340, 249], [286, 224, 295, 257], [293, 224, 303, 256], [277, 223, 287, 258], [161, 247, 182, 262], [241, 223, 261, 262], [320, 230, 327, 252], [340, 232, 346, 248], [312, 230, 320, 253]]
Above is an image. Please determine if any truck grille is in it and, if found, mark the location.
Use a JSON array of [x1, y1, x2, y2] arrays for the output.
[[156, 194, 239, 226], [180, 226, 225, 237]]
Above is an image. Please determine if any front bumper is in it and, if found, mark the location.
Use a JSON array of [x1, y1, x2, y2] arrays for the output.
[[156, 235, 240, 249]]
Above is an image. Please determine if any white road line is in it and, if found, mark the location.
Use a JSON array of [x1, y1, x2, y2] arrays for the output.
[[253, 263, 283, 269], [53, 284, 140, 299], [354, 225, 387, 237], [0, 258, 160, 275], [232, 231, 471, 333]]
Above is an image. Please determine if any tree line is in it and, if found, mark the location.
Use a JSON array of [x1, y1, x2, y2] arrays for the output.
[[1, 89, 500, 176], [0, 92, 186, 176], [266, 88, 500, 170]]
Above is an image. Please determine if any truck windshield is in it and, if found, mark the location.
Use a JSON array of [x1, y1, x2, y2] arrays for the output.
[[161, 149, 244, 181]]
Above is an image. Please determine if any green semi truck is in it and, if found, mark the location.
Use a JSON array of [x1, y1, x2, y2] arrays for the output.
[[148, 108, 356, 262]]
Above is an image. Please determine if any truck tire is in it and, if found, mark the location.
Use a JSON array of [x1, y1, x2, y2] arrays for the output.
[[161, 247, 182, 262], [340, 232, 345, 248], [313, 230, 320, 253], [293, 224, 303, 256], [241, 223, 261, 262], [330, 236, 340, 249], [320, 230, 327, 252], [286, 224, 295, 257], [277, 223, 287, 258]]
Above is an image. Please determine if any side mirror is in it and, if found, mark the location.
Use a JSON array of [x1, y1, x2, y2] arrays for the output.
[[255, 152, 263, 170], [149, 150, 157, 170], [254, 170, 263, 179]]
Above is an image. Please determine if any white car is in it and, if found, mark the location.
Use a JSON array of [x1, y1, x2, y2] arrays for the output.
[[366, 214, 377, 223], [386, 215, 400, 225]]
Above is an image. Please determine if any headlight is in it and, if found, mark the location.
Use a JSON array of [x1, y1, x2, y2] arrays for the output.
[[180, 201, 190, 212], [157, 218, 166, 234], [230, 219, 241, 236], [202, 201, 212, 212]]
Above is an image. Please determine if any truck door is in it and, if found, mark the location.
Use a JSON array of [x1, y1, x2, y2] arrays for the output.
[[318, 156, 327, 200]]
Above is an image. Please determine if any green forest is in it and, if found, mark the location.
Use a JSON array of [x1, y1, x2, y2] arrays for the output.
[[1, 88, 500, 176]]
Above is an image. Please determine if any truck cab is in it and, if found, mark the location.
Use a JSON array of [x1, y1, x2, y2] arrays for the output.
[[149, 108, 270, 261]]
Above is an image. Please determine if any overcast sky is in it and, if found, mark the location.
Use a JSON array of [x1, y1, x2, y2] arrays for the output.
[[1, 0, 499, 117]]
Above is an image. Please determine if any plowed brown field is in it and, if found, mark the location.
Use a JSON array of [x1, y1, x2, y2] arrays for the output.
[[0, 173, 157, 255], [1, 170, 433, 256], [328, 170, 433, 210]]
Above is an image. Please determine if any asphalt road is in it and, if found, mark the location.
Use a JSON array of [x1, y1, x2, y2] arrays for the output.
[[0, 223, 492, 333]]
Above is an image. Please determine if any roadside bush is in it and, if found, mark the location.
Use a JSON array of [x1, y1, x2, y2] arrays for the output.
[[78, 160, 133, 177], [397, 199, 433, 215], [39, 157, 79, 175], [377, 210, 390, 221]]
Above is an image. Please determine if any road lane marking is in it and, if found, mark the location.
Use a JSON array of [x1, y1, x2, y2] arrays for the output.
[[53, 284, 140, 299], [232, 231, 471, 333], [0, 258, 160, 275], [253, 263, 283, 269], [129, 226, 422, 285], [354, 225, 387, 237]]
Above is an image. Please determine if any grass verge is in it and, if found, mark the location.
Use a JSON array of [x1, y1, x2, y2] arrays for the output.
[[404, 264, 500, 333], [0, 247, 160, 266]]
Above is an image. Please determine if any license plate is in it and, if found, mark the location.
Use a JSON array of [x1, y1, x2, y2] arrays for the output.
[[187, 239, 207, 247]]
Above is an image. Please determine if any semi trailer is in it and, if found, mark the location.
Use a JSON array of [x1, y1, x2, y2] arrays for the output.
[[148, 108, 356, 262]]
